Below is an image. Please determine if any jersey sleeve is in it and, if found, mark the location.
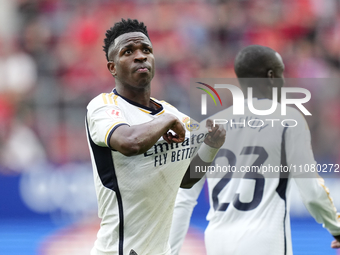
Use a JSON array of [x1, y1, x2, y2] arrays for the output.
[[285, 108, 316, 170], [87, 94, 130, 147], [293, 177, 340, 236], [286, 108, 340, 236], [169, 177, 206, 255]]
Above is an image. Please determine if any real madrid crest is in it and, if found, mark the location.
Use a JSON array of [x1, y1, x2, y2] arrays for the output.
[[182, 117, 200, 131]]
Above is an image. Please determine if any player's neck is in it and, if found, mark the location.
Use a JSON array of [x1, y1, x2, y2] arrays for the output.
[[115, 84, 152, 108]]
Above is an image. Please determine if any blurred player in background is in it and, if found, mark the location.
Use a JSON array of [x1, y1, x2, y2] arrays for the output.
[[85, 19, 225, 255], [170, 45, 340, 254]]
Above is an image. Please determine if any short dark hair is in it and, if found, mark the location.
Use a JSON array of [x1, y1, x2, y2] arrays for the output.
[[103, 18, 150, 61], [234, 45, 278, 78]]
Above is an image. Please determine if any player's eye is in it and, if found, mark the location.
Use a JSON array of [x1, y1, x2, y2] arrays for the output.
[[124, 49, 132, 55], [143, 48, 151, 53]]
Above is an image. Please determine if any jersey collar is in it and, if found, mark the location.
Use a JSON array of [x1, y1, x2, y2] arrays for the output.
[[113, 88, 164, 115]]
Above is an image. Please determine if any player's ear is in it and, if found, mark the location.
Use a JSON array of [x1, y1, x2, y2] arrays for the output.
[[267, 69, 274, 85], [107, 61, 117, 77]]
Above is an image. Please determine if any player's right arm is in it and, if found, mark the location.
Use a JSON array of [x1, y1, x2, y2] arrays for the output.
[[110, 113, 185, 156], [87, 95, 185, 156]]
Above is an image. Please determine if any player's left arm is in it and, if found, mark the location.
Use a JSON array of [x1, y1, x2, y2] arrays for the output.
[[294, 177, 340, 247], [180, 119, 225, 189], [287, 109, 340, 247]]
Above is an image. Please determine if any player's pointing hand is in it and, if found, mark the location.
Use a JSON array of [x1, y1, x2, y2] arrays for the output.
[[204, 119, 226, 148]]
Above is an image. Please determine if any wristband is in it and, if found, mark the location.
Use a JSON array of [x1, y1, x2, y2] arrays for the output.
[[197, 143, 219, 163]]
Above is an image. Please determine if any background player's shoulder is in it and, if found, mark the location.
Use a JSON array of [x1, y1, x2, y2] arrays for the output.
[[284, 105, 310, 131], [285, 105, 307, 121]]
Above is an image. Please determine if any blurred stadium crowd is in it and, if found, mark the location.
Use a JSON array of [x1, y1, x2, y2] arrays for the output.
[[1, 0, 340, 173]]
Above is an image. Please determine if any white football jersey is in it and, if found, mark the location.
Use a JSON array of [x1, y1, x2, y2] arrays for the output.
[[86, 89, 205, 255], [170, 98, 340, 255]]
